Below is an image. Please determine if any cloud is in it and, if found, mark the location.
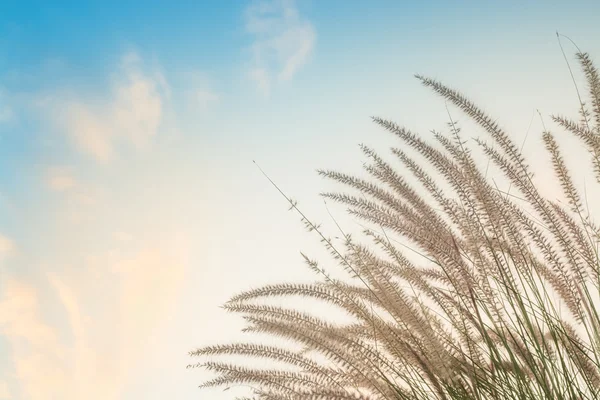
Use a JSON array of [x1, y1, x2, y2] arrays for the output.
[[250, 67, 271, 97], [0, 279, 67, 400], [55, 52, 165, 163], [0, 237, 188, 400], [177, 69, 219, 112], [112, 57, 163, 149], [43, 166, 101, 225], [245, 0, 316, 96], [62, 102, 114, 162], [2, 49, 197, 400]]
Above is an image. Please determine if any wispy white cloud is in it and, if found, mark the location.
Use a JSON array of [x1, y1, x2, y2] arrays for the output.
[[0, 278, 68, 400], [0, 49, 197, 398], [112, 54, 163, 150], [245, 0, 316, 96], [44, 52, 166, 163], [249, 67, 271, 97], [62, 102, 114, 162], [177, 69, 220, 112], [0, 236, 189, 400], [43, 166, 102, 225]]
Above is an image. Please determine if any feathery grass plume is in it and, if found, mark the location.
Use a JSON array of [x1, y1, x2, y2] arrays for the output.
[[190, 49, 600, 399]]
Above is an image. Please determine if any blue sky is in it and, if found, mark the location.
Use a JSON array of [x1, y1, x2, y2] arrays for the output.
[[1, 1, 600, 399]]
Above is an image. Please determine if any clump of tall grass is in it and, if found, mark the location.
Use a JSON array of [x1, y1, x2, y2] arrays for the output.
[[189, 47, 600, 399]]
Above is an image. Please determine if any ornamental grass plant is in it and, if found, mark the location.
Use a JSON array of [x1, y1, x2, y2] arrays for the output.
[[189, 46, 600, 400]]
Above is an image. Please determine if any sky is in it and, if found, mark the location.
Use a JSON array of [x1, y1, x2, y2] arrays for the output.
[[1, 1, 600, 399]]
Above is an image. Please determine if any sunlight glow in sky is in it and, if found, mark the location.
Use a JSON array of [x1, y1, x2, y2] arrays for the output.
[[1, 1, 600, 399]]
